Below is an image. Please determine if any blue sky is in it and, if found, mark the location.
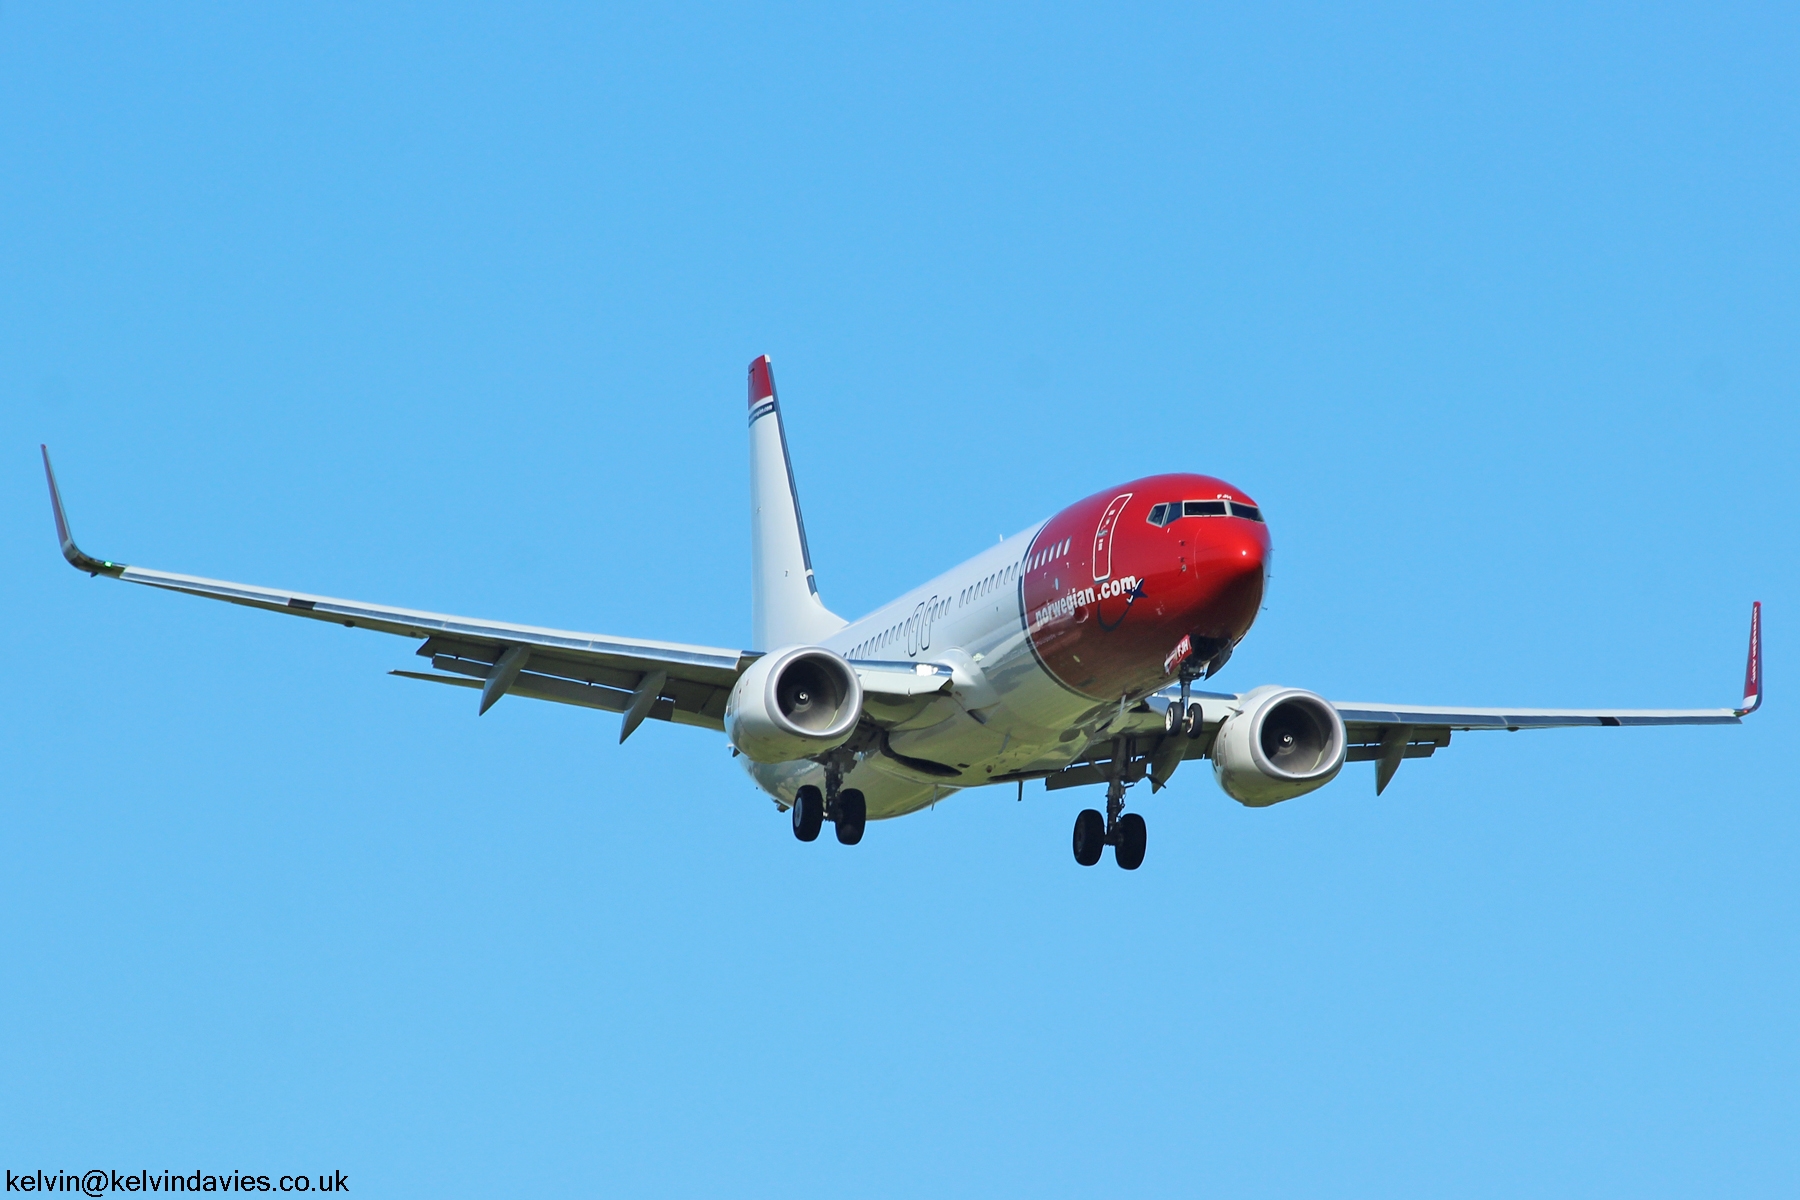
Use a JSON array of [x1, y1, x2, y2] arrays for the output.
[[2, 3, 1794, 1195]]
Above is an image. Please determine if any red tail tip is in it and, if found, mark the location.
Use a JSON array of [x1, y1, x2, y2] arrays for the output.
[[748, 355, 774, 407]]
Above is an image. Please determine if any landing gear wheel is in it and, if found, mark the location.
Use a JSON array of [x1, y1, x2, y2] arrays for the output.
[[1115, 812, 1147, 870], [792, 785, 823, 842], [1182, 702, 1204, 738], [1164, 703, 1182, 736], [834, 788, 867, 845], [1072, 809, 1105, 867]]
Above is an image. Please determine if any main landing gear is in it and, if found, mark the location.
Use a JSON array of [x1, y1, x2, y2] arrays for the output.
[[1075, 661, 1203, 869], [791, 768, 866, 847], [1073, 740, 1148, 870], [1072, 792, 1148, 869]]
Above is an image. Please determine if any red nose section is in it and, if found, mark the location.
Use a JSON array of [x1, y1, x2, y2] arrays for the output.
[[1183, 520, 1267, 642], [1023, 475, 1269, 700]]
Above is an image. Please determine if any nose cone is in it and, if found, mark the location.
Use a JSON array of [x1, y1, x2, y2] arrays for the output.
[[1185, 519, 1267, 641]]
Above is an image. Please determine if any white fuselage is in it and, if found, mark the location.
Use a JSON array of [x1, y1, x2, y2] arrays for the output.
[[743, 523, 1123, 819]]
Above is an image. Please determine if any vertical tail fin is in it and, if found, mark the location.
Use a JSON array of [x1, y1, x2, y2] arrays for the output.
[[748, 356, 845, 649]]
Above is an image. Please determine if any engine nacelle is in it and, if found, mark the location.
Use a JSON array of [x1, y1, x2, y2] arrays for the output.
[[1211, 686, 1347, 807], [724, 645, 863, 764]]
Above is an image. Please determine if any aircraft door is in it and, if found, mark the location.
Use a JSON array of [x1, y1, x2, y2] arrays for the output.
[[1093, 493, 1134, 582]]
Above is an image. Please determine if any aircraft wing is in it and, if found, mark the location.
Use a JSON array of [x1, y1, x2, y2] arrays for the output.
[[1327, 601, 1760, 791], [1327, 698, 1745, 796], [1034, 602, 1761, 795], [43, 447, 966, 740], [42, 447, 761, 737]]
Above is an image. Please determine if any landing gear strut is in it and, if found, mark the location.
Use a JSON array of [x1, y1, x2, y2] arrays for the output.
[[1071, 737, 1149, 870], [1162, 658, 1205, 739]]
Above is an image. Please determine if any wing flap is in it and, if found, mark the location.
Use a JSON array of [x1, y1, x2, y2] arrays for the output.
[[420, 649, 729, 729], [392, 669, 725, 731]]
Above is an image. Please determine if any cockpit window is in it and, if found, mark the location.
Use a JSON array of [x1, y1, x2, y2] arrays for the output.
[[1149, 498, 1263, 525]]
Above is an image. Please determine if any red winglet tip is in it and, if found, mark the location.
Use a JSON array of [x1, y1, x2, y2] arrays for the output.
[[748, 355, 774, 407], [1738, 601, 1762, 715]]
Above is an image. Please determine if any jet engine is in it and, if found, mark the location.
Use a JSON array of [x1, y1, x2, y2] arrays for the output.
[[725, 645, 863, 764], [1211, 686, 1347, 806]]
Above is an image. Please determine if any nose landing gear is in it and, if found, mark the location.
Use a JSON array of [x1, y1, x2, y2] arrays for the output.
[[1163, 654, 1207, 739]]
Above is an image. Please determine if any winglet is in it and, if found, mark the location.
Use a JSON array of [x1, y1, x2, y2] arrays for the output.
[[1737, 601, 1762, 716], [40, 446, 125, 577]]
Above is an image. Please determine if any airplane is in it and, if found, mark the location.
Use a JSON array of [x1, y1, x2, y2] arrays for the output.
[[41, 355, 1763, 869]]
